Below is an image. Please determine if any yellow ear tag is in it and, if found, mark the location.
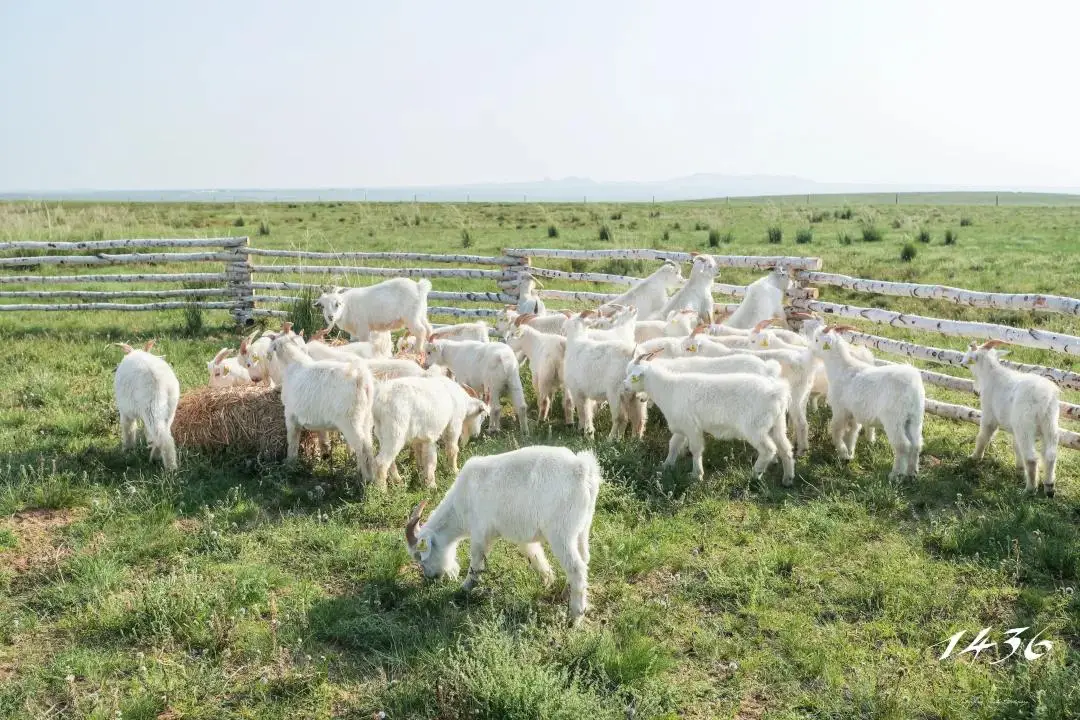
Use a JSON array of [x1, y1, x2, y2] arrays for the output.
[[222, 366, 230, 375], [822, 342, 831, 351], [416, 538, 429, 552], [762, 338, 769, 347]]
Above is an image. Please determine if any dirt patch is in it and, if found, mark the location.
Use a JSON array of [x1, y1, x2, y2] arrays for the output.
[[735, 691, 767, 720], [0, 508, 82, 574], [172, 517, 201, 533]]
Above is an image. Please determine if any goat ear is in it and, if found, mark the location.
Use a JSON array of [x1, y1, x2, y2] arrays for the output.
[[144, 339, 157, 352], [113, 342, 134, 354]]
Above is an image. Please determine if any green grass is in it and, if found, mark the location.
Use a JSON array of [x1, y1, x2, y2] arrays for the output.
[[1, 198, 1079, 717]]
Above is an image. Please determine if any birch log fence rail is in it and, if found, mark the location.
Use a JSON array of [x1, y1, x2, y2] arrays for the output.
[[2, 239, 1078, 449]]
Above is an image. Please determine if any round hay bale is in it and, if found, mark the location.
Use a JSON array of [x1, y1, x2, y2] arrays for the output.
[[172, 385, 321, 460]]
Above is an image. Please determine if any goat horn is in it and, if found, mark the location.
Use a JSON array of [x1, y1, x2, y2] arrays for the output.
[[405, 500, 427, 548], [691, 323, 707, 336], [143, 339, 157, 352], [752, 319, 772, 332], [113, 342, 134, 354], [980, 339, 1008, 350], [461, 384, 479, 398], [829, 324, 859, 333], [561, 310, 573, 318]]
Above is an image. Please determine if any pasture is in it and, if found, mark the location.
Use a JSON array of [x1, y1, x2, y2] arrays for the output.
[[1, 198, 1079, 719]]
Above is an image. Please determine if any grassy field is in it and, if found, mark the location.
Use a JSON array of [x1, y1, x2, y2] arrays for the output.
[[1, 199, 1079, 719]]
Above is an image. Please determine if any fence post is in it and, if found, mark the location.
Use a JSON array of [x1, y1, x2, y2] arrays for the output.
[[226, 236, 254, 326]]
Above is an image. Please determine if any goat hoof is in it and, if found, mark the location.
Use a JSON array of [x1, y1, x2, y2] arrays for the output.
[[782, 477, 794, 487], [1045, 487, 1056, 499]]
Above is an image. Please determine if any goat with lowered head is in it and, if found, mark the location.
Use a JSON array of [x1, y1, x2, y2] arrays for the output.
[[809, 325, 924, 479], [238, 332, 273, 383], [599, 259, 684, 320], [404, 445, 603, 625], [962, 340, 1060, 496], [114, 340, 180, 471], [313, 277, 433, 347], [207, 348, 252, 388]]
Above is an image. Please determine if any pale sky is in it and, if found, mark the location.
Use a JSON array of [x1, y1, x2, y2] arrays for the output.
[[2, 0, 1078, 191]]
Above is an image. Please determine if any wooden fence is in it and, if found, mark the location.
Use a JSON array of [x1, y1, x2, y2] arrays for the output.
[[2, 239, 1078, 449]]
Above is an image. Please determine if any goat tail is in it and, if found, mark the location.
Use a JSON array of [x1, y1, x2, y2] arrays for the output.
[[575, 450, 605, 506]]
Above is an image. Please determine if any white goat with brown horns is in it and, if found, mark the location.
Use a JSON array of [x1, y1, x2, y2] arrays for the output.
[[404, 445, 603, 625], [962, 339, 1060, 496], [598, 260, 684, 320]]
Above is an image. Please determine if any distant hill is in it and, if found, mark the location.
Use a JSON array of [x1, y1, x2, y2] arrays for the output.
[[4, 174, 1080, 204]]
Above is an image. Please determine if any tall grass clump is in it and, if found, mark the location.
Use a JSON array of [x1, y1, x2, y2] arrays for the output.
[[835, 207, 854, 220], [795, 228, 813, 245], [766, 226, 783, 244], [257, 220, 270, 236], [461, 229, 473, 248], [861, 225, 883, 242], [288, 286, 322, 337], [598, 225, 612, 242], [944, 229, 958, 245], [610, 211, 623, 221], [661, 230, 670, 242], [900, 243, 917, 262], [960, 217, 973, 227], [233, 217, 245, 227], [547, 225, 558, 238], [838, 232, 853, 246], [707, 229, 721, 247], [809, 211, 826, 223], [917, 229, 931, 243], [180, 281, 214, 336]]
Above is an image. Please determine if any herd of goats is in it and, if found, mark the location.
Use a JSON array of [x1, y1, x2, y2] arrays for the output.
[[109, 254, 1063, 623]]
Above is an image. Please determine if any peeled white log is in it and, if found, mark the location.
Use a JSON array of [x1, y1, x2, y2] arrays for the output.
[[0, 301, 238, 312], [0, 272, 229, 285], [248, 264, 502, 279], [0, 252, 234, 267], [241, 248, 511, 265], [801, 299, 1080, 356], [0, 237, 246, 252], [0, 288, 233, 299], [504, 247, 822, 270], [800, 271, 1080, 316]]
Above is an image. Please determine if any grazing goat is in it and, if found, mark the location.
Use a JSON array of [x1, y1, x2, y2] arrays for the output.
[[404, 446, 603, 625], [114, 340, 179, 471], [238, 332, 273, 383], [962, 340, 1060, 496]]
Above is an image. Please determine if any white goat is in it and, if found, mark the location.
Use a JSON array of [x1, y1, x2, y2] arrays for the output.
[[404, 446, 603, 625], [657, 254, 718, 324], [238, 332, 273, 383], [372, 376, 489, 488], [308, 327, 392, 359], [207, 348, 252, 388], [631, 309, 699, 343], [313, 278, 433, 347], [962, 340, 1060, 496], [732, 344, 820, 456], [267, 330, 379, 486], [624, 353, 794, 484], [423, 339, 529, 434], [724, 265, 790, 329], [517, 272, 547, 315], [599, 260, 684, 320], [114, 340, 179, 471], [505, 322, 573, 424], [398, 322, 491, 354], [564, 312, 647, 440], [809, 326, 924, 479]]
